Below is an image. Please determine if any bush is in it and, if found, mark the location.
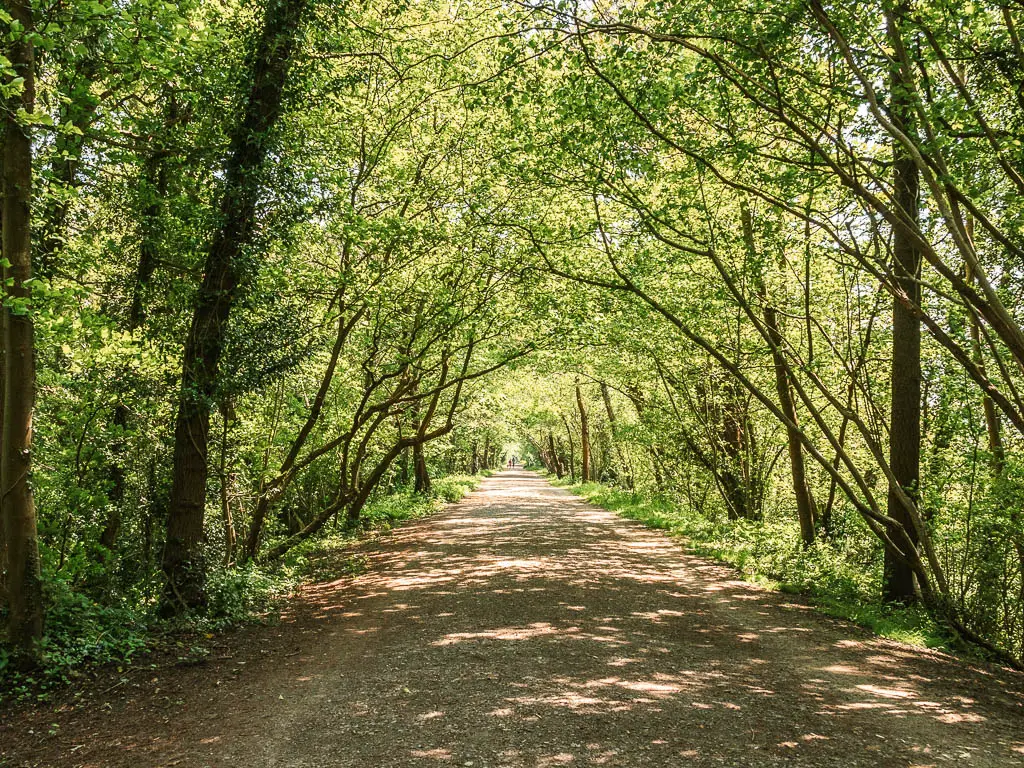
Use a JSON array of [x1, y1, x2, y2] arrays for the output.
[[363, 491, 442, 524], [203, 564, 296, 628], [1, 577, 149, 700], [431, 474, 481, 502]]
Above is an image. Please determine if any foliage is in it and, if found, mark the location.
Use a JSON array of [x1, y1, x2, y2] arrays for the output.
[[201, 565, 297, 630], [3, 0, 1024, 678], [0, 577, 149, 700], [431, 475, 484, 503]]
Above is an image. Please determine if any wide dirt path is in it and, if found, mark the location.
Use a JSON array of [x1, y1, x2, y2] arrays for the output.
[[3, 470, 1024, 767]]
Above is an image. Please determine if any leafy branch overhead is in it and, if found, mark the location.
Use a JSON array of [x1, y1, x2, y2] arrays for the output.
[[2, 0, 1024, 681]]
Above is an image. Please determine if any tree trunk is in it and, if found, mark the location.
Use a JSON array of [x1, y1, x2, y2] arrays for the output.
[[2, 0, 43, 656], [576, 378, 591, 483], [162, 0, 310, 615], [561, 414, 576, 482], [413, 440, 431, 494], [548, 431, 564, 477], [884, 8, 922, 604], [742, 204, 816, 545], [101, 140, 169, 554], [719, 383, 752, 520], [409, 401, 432, 494], [601, 382, 633, 489], [650, 452, 666, 493], [400, 446, 410, 486]]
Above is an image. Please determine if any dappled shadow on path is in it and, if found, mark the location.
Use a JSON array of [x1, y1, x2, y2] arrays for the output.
[[5, 470, 1022, 767], [260, 470, 1024, 767]]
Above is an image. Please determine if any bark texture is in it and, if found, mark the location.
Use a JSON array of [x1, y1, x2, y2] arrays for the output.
[[2, 0, 43, 656], [413, 441, 431, 495], [883, 9, 923, 604], [162, 0, 310, 614]]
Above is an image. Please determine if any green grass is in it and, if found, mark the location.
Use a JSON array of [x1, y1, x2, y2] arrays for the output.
[[556, 478, 951, 652]]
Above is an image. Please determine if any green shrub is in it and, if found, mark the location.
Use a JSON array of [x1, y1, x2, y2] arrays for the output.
[[1, 577, 148, 700], [431, 474, 481, 502], [203, 564, 296, 628], [364, 491, 441, 523]]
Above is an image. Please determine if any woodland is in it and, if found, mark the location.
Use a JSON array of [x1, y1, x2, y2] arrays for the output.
[[3, 0, 1024, 687]]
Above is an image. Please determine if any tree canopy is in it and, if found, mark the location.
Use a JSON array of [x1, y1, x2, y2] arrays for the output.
[[3, 0, 1024, 675]]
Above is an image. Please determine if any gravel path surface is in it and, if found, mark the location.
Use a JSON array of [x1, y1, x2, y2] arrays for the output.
[[3, 469, 1023, 767]]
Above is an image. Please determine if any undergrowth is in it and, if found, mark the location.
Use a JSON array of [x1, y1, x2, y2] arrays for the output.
[[556, 479, 951, 653], [0, 472, 485, 702]]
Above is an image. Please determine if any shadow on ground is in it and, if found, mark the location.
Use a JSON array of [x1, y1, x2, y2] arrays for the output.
[[3, 470, 1022, 767]]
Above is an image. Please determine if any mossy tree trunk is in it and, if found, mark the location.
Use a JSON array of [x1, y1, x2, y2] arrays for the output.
[[2, 0, 43, 658]]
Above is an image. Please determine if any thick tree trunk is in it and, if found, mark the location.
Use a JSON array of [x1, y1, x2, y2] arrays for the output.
[[413, 441, 431, 494], [2, 0, 43, 656], [742, 205, 816, 545], [576, 378, 591, 482], [884, 9, 922, 604], [409, 401, 432, 494], [162, 0, 309, 615]]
